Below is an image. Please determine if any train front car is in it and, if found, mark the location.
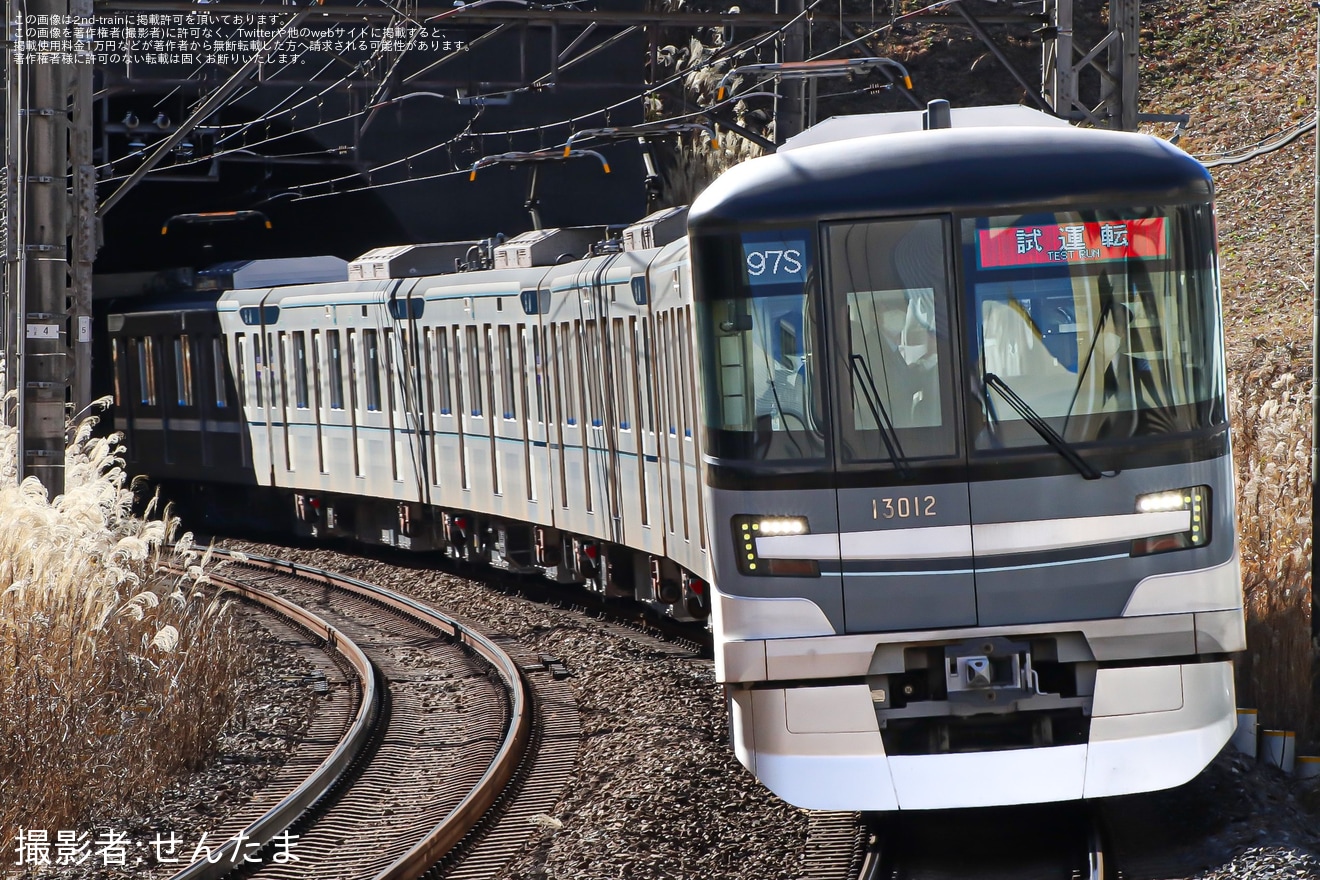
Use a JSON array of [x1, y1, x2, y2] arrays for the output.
[[689, 116, 1244, 811]]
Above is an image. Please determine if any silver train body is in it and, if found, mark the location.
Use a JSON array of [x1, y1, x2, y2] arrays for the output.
[[107, 108, 1244, 812]]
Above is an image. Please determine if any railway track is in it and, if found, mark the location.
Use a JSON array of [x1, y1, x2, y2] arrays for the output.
[[858, 803, 1111, 880], [167, 551, 578, 880]]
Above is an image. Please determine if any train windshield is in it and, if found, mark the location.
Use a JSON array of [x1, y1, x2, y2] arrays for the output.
[[823, 217, 958, 467], [963, 206, 1225, 452], [693, 228, 828, 464]]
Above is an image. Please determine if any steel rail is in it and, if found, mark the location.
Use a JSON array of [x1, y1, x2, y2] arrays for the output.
[[167, 568, 379, 880], [214, 549, 534, 880]]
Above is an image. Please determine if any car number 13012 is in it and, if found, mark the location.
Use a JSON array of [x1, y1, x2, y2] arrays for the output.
[[873, 496, 937, 519]]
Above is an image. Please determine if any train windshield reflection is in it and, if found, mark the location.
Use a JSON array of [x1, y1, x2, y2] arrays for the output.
[[964, 206, 1225, 451]]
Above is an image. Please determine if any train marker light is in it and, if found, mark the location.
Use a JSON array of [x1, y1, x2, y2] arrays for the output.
[[731, 515, 818, 576], [1132, 486, 1210, 556]]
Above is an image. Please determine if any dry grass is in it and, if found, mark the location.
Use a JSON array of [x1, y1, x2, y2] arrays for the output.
[[1229, 348, 1314, 735], [0, 401, 250, 848]]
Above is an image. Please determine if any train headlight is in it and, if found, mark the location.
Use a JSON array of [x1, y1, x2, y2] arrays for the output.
[[731, 515, 820, 577], [1132, 486, 1211, 556]]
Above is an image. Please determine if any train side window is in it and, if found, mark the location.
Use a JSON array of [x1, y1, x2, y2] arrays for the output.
[[548, 325, 561, 426], [582, 320, 600, 427], [659, 313, 675, 437], [327, 329, 345, 410], [277, 332, 290, 412], [532, 326, 545, 423], [212, 338, 228, 407], [268, 333, 280, 409], [111, 338, 124, 405], [363, 329, 382, 412], [311, 330, 326, 473], [451, 326, 465, 420], [422, 327, 435, 416], [466, 326, 482, 417], [613, 318, 631, 430], [383, 328, 399, 416], [253, 336, 265, 408], [637, 318, 653, 434], [346, 330, 361, 411], [138, 337, 158, 406], [292, 331, 309, 408], [499, 325, 516, 420], [558, 323, 576, 425], [234, 334, 247, 408], [173, 335, 194, 407], [435, 329, 452, 415]]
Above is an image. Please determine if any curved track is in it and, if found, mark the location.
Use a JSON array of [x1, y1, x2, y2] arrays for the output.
[[166, 551, 576, 880]]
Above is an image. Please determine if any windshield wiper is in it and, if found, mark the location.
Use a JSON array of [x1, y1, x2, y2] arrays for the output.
[[850, 354, 914, 480], [983, 372, 1102, 480]]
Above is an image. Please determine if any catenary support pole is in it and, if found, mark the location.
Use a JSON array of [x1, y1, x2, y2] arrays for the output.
[[15, 0, 74, 495]]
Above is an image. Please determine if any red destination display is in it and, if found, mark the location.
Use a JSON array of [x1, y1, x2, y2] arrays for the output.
[[977, 217, 1167, 269]]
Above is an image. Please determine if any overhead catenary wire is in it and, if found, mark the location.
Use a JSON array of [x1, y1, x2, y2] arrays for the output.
[[104, 0, 952, 204]]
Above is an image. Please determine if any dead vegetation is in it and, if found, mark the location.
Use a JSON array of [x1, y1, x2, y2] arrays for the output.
[[0, 402, 250, 848], [1142, 0, 1315, 737]]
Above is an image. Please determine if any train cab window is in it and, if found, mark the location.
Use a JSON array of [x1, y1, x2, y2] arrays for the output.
[[694, 228, 826, 463], [173, 336, 194, 407], [823, 216, 960, 464], [212, 338, 228, 408], [292, 331, 309, 409], [825, 217, 958, 466], [327, 329, 345, 410], [962, 206, 1225, 451], [363, 329, 382, 412]]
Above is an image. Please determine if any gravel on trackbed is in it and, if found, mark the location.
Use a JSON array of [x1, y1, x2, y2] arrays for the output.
[[232, 542, 809, 880], [19, 540, 1320, 880]]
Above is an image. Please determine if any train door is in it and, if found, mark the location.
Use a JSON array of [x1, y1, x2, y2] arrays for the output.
[[590, 269, 623, 545], [610, 313, 638, 531], [546, 320, 572, 517], [449, 324, 470, 491], [821, 216, 976, 633], [632, 313, 656, 535], [519, 315, 550, 508], [275, 330, 293, 480], [656, 303, 686, 551], [388, 280, 429, 500]]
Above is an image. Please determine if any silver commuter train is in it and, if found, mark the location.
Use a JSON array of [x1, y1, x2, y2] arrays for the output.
[[106, 106, 1244, 812]]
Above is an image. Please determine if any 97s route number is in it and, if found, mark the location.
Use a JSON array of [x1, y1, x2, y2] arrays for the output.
[[746, 248, 804, 278]]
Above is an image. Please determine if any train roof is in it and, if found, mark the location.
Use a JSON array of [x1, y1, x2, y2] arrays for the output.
[[688, 123, 1212, 230], [778, 105, 1072, 150]]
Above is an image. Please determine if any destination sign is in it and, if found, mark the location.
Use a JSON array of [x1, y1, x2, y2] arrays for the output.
[[977, 217, 1167, 269]]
